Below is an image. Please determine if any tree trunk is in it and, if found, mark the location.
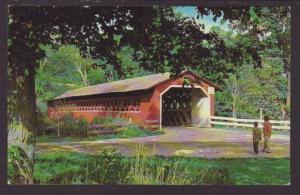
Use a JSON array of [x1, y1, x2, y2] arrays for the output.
[[57, 112, 60, 137], [8, 64, 37, 184], [84, 67, 89, 86], [232, 95, 237, 118], [286, 71, 290, 112], [77, 68, 89, 87]]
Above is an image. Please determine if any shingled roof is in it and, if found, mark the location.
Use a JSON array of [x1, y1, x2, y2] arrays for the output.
[[51, 71, 222, 101]]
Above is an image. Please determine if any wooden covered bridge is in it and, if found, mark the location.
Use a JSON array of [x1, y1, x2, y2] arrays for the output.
[[47, 71, 223, 130]]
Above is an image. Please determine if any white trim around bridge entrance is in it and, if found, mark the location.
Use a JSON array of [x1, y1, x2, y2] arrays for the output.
[[159, 85, 210, 130]]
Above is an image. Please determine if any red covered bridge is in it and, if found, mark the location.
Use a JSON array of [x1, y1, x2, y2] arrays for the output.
[[47, 71, 223, 130]]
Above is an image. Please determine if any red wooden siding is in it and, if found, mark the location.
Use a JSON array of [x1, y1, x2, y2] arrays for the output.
[[47, 71, 221, 130]]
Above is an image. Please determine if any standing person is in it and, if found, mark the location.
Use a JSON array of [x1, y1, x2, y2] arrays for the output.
[[263, 115, 272, 153], [252, 121, 262, 155]]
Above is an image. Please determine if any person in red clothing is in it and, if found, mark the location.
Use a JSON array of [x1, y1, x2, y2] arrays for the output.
[[263, 115, 272, 153]]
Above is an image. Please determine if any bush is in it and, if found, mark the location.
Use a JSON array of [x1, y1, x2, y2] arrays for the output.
[[59, 114, 88, 136], [91, 147, 128, 184], [91, 116, 128, 126], [37, 112, 57, 136], [8, 145, 33, 184], [91, 116, 113, 125], [38, 113, 88, 137]]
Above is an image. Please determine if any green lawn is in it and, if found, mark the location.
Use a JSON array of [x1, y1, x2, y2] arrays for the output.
[[179, 157, 290, 185], [32, 151, 290, 185]]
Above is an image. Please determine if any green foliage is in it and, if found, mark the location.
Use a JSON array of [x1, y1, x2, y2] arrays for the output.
[[8, 145, 33, 184], [33, 152, 92, 184], [36, 112, 57, 136], [91, 116, 117, 125], [37, 116, 161, 142], [87, 68, 106, 85], [114, 125, 162, 139], [33, 148, 126, 184], [214, 157, 290, 185], [35, 45, 107, 112], [126, 148, 191, 184], [216, 63, 288, 119], [32, 150, 289, 185], [92, 148, 126, 184], [116, 46, 141, 79], [39, 113, 89, 137], [59, 114, 88, 136], [199, 6, 290, 119], [33, 149, 236, 185], [36, 126, 162, 143]]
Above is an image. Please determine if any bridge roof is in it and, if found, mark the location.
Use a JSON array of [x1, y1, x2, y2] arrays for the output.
[[49, 71, 223, 101]]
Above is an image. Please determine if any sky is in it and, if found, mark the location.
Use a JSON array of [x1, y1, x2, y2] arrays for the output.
[[175, 6, 230, 32]]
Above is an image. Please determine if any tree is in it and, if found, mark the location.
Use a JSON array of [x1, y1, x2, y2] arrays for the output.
[[217, 62, 288, 120], [35, 45, 106, 112], [197, 6, 290, 119], [115, 46, 154, 79], [197, 6, 291, 110], [225, 74, 241, 118]]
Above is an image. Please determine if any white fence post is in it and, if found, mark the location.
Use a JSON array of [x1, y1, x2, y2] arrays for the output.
[[233, 117, 237, 128]]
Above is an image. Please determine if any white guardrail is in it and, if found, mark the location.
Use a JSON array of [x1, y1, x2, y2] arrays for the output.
[[210, 116, 290, 130]]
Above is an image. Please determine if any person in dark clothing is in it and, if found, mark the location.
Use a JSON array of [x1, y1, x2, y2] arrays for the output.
[[252, 121, 262, 155]]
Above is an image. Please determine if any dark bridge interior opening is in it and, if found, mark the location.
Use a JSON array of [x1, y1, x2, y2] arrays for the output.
[[162, 87, 192, 126]]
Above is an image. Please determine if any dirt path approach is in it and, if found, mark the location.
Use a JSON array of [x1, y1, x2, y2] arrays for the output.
[[36, 127, 290, 159]]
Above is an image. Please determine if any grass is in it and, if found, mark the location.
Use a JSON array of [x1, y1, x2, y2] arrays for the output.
[[32, 150, 290, 185], [225, 158, 290, 185], [175, 157, 290, 185], [37, 126, 163, 143]]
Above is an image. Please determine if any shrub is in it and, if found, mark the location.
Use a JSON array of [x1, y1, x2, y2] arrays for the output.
[[37, 112, 57, 136], [91, 147, 128, 184], [58, 114, 88, 136], [91, 116, 114, 125], [59, 113, 76, 135], [76, 118, 88, 136], [8, 145, 33, 184], [37, 112, 87, 137], [91, 116, 128, 125]]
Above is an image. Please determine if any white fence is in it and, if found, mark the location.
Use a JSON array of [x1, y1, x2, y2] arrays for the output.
[[210, 116, 290, 130]]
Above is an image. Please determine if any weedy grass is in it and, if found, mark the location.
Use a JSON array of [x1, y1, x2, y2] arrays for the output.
[[31, 147, 290, 185], [32, 146, 233, 185]]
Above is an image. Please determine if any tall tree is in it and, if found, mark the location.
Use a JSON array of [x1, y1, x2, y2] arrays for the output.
[[225, 74, 241, 118], [197, 6, 291, 110], [35, 45, 106, 112]]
